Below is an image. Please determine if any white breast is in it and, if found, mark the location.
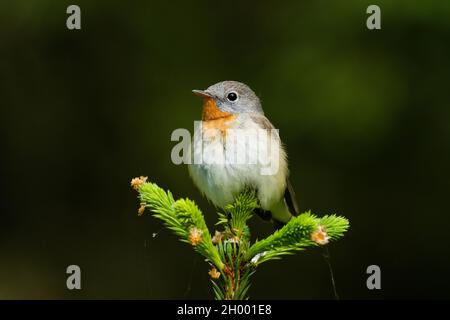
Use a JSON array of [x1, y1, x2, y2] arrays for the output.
[[188, 114, 288, 211]]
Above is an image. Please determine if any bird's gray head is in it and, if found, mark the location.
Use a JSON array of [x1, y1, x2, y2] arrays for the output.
[[193, 81, 263, 120]]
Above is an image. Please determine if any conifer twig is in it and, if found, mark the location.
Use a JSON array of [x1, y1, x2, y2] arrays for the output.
[[131, 178, 349, 300]]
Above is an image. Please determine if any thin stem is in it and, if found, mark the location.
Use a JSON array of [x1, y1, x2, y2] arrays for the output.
[[322, 246, 339, 300]]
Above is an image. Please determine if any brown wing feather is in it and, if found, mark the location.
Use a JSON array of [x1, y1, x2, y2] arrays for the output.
[[250, 113, 299, 217], [249, 113, 275, 130], [284, 179, 299, 216]]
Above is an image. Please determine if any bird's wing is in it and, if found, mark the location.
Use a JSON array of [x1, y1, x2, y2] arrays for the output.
[[284, 178, 299, 216], [249, 113, 276, 130], [249, 113, 300, 217]]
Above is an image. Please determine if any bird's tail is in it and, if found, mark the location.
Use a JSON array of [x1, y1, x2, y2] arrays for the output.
[[270, 199, 294, 225], [254, 179, 299, 229], [270, 179, 299, 228]]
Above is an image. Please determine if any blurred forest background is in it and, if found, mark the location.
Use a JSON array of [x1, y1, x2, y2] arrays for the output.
[[1, 0, 450, 299]]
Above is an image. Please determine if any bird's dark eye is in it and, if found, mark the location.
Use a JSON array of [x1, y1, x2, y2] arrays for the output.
[[227, 91, 238, 102]]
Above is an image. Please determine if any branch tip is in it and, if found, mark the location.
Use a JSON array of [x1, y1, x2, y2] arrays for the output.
[[208, 267, 221, 279], [130, 176, 148, 191], [138, 204, 146, 216], [311, 225, 329, 245], [188, 227, 203, 246], [212, 231, 224, 244]]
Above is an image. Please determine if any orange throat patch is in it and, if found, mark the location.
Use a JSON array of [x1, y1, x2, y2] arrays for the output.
[[201, 97, 236, 132], [202, 97, 232, 121]]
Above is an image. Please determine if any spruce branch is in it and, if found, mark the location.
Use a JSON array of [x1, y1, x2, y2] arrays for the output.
[[131, 177, 349, 299], [246, 212, 349, 265], [136, 179, 223, 270]]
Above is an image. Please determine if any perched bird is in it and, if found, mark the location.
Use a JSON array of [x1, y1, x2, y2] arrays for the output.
[[189, 81, 299, 226]]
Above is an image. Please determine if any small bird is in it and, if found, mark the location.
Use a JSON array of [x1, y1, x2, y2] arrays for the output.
[[188, 81, 299, 226]]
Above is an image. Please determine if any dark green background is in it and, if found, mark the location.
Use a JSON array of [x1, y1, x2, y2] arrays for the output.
[[1, 0, 450, 299]]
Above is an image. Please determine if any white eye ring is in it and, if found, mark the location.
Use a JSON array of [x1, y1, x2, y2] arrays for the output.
[[226, 91, 238, 102]]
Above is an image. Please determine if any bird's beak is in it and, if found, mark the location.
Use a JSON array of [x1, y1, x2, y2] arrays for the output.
[[192, 89, 213, 99], [192, 89, 229, 121]]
